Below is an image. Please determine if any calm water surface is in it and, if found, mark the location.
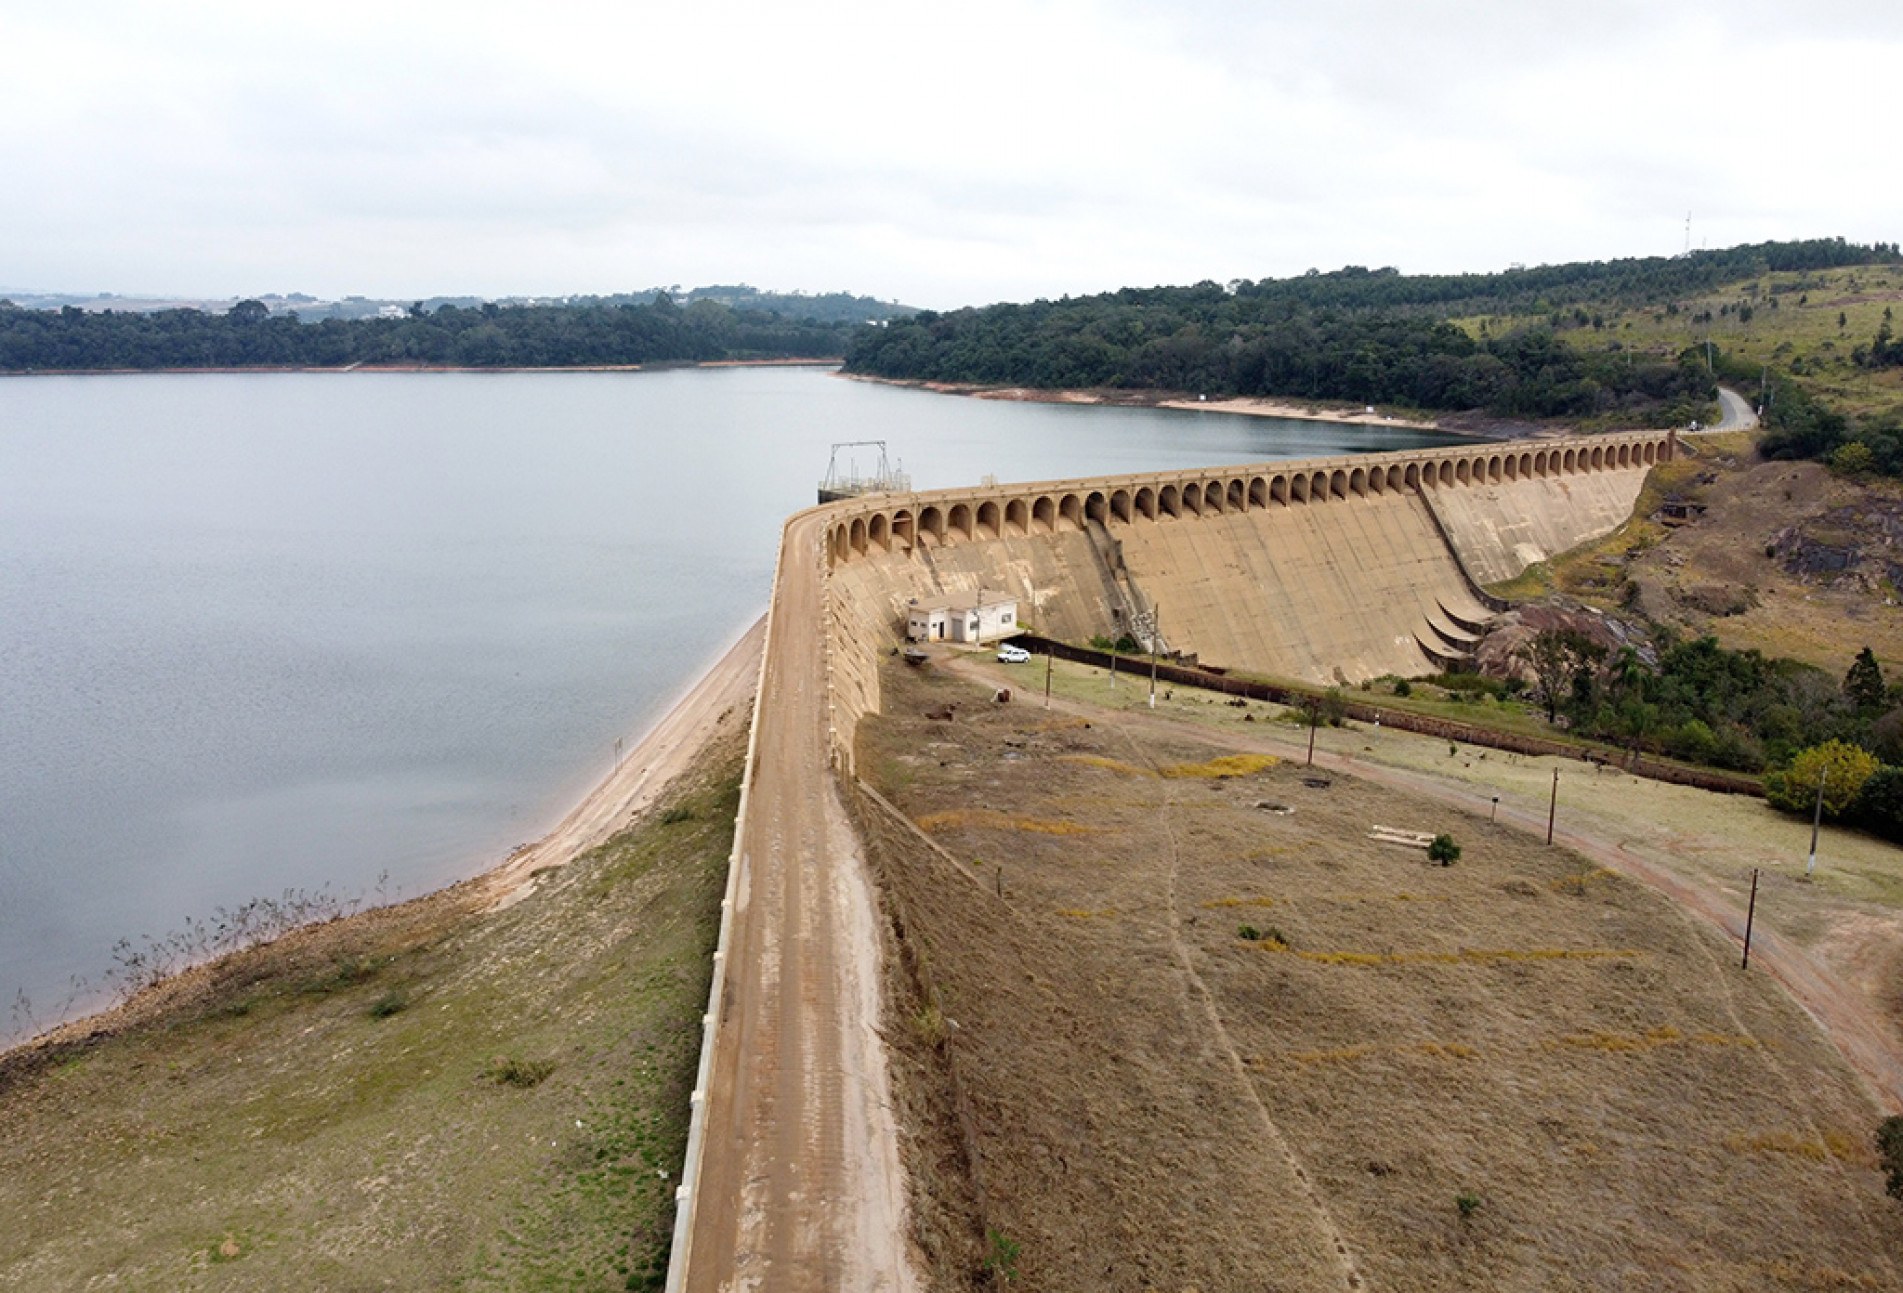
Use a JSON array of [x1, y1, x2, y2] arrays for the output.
[[0, 366, 1460, 1039]]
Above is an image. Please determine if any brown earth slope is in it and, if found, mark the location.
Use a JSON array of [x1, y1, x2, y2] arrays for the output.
[[857, 658, 1903, 1292], [1539, 434, 1903, 675]]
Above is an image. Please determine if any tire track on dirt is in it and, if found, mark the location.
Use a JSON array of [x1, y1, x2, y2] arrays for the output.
[[1112, 725, 1365, 1292]]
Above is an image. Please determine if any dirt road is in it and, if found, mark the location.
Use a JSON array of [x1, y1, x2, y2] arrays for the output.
[[681, 512, 916, 1292]]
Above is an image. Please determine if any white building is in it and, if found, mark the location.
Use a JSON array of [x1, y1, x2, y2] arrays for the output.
[[905, 591, 1019, 644]]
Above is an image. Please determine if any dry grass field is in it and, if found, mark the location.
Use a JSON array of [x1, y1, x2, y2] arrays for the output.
[[858, 659, 1903, 1291], [0, 729, 742, 1291]]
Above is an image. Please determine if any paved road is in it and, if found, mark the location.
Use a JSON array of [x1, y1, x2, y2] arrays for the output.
[[1713, 384, 1759, 432], [682, 509, 915, 1293]]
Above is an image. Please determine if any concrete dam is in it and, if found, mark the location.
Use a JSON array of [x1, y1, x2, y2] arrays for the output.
[[821, 429, 1674, 755]]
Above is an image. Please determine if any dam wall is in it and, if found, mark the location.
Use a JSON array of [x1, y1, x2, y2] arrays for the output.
[[1423, 469, 1652, 586], [819, 429, 1675, 758]]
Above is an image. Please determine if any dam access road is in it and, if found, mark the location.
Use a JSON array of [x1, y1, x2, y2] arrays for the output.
[[678, 505, 917, 1292]]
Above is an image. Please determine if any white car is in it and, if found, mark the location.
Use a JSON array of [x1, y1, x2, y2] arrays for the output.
[[996, 645, 1031, 664]]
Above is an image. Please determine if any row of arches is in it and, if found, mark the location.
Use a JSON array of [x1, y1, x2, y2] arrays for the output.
[[826, 435, 1669, 566]]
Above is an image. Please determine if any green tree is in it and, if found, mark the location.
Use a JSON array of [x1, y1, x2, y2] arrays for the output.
[[1844, 647, 1886, 713], [1763, 741, 1879, 820], [1855, 767, 1903, 843], [1516, 628, 1603, 724]]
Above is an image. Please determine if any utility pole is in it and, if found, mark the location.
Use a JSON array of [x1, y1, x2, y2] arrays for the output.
[[1806, 768, 1828, 879], [1546, 768, 1559, 845], [1742, 868, 1760, 969], [1044, 649, 1053, 709], [1306, 708, 1317, 767], [614, 736, 623, 772]]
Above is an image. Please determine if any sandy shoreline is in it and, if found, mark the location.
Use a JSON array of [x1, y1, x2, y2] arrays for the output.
[[836, 370, 1445, 431], [476, 615, 765, 910], [3, 615, 767, 1060]]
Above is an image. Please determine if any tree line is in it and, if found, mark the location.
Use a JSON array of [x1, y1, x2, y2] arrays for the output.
[[1224, 238, 1900, 318], [0, 295, 857, 372], [1516, 630, 1903, 840]]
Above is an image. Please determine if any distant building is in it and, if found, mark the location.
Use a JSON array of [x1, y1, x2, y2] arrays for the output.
[[905, 591, 1019, 644]]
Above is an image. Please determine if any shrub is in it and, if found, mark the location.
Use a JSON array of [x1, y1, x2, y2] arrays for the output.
[[1879, 1116, 1903, 1201], [486, 1056, 556, 1088], [1456, 1192, 1484, 1219], [983, 1229, 1021, 1283], [1854, 767, 1903, 843], [1663, 719, 1717, 765], [1764, 741, 1879, 820], [368, 990, 408, 1019], [1432, 672, 1504, 697], [1393, 679, 1412, 698], [1427, 834, 1461, 866], [660, 804, 696, 825], [914, 1004, 947, 1047], [1831, 440, 1876, 476]]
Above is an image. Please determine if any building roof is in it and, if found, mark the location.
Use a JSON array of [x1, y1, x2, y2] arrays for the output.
[[909, 590, 1017, 614]]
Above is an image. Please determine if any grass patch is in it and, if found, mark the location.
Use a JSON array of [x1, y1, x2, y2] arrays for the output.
[[913, 808, 1100, 836], [1725, 1130, 1877, 1168], [485, 1055, 556, 1088], [1160, 753, 1279, 779]]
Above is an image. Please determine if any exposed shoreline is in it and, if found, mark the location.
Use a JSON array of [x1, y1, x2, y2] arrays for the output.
[[835, 369, 1449, 432], [1, 616, 767, 1062]]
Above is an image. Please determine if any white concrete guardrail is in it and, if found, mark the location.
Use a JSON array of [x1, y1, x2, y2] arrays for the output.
[[663, 526, 788, 1293]]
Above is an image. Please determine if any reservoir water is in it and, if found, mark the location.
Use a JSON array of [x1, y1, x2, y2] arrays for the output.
[[0, 366, 1460, 1042]]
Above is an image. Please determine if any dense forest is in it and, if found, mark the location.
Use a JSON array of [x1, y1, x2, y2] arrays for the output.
[[847, 238, 1902, 426], [0, 294, 857, 371], [849, 289, 1715, 422]]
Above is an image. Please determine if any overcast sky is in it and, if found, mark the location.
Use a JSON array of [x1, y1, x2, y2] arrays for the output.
[[2, 1, 1898, 310]]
